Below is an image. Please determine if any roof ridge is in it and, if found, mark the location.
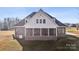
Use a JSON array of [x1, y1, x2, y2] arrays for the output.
[[15, 9, 65, 26]]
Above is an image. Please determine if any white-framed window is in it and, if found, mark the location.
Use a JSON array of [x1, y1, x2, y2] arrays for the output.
[[43, 19, 46, 24], [36, 19, 38, 23], [40, 19, 42, 23], [36, 19, 46, 24]]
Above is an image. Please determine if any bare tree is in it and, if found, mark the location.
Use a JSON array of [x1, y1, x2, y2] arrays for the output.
[[3, 18, 8, 30]]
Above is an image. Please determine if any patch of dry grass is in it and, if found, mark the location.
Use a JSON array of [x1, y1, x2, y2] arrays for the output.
[[0, 31, 22, 51], [66, 27, 79, 37], [66, 27, 77, 32]]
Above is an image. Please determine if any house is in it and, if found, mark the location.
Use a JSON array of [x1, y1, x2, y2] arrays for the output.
[[15, 9, 66, 40]]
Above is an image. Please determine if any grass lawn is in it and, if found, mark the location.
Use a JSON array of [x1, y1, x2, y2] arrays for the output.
[[21, 35, 79, 51], [66, 27, 77, 32], [0, 31, 22, 51], [66, 27, 79, 37], [0, 29, 79, 51]]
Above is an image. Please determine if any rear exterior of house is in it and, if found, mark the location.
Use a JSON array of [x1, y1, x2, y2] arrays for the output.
[[15, 9, 66, 40]]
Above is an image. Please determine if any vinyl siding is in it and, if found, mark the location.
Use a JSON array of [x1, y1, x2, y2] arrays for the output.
[[15, 27, 25, 38]]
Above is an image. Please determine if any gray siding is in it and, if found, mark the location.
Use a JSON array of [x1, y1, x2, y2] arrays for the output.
[[25, 36, 57, 40], [57, 27, 65, 36], [15, 27, 25, 38]]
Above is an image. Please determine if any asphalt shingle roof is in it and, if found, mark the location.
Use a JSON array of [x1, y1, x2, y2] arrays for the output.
[[15, 9, 65, 26], [15, 12, 37, 26]]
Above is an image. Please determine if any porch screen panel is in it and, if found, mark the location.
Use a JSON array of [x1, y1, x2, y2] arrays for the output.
[[34, 28, 40, 36], [26, 28, 32, 36], [57, 27, 65, 34], [49, 28, 56, 36], [42, 28, 48, 36]]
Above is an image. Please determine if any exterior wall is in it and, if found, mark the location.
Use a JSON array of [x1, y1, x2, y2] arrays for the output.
[[24, 11, 58, 28], [57, 27, 66, 37], [15, 27, 25, 39], [25, 36, 57, 40]]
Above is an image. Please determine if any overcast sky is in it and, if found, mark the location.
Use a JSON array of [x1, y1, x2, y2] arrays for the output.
[[0, 7, 79, 23]]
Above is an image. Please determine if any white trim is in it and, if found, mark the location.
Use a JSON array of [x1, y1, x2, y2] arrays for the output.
[[56, 27, 57, 36], [40, 28, 42, 36], [24, 27, 26, 39], [15, 26, 24, 27], [64, 27, 66, 34], [32, 28, 34, 36], [25, 19, 26, 40], [48, 28, 49, 36], [58, 26, 66, 27]]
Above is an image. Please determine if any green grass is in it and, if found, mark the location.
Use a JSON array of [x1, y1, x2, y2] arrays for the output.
[[0, 39, 22, 51], [21, 35, 79, 51]]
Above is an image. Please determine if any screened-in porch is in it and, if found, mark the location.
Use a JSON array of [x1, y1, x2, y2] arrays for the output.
[[26, 28, 56, 37], [25, 27, 65, 37]]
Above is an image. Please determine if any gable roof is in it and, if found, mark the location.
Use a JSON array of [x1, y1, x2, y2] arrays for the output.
[[15, 19, 25, 26], [26, 12, 37, 19], [45, 13, 65, 26], [15, 12, 37, 26], [15, 9, 65, 26], [40, 9, 65, 26]]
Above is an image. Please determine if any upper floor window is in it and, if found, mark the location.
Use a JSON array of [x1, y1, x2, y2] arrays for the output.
[[36, 19, 46, 24], [40, 19, 42, 23], [26, 20, 27, 23], [36, 19, 38, 23], [43, 19, 46, 24]]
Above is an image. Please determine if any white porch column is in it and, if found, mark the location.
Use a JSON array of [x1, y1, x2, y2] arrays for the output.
[[48, 28, 49, 36], [32, 28, 34, 36], [40, 28, 42, 36], [24, 27, 26, 39], [64, 27, 66, 34], [25, 19, 26, 40], [56, 28, 57, 36]]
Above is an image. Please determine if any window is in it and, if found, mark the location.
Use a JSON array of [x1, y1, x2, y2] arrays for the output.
[[36, 19, 46, 24], [43, 19, 46, 23], [49, 28, 56, 36], [36, 19, 38, 23], [42, 28, 48, 36], [26, 20, 27, 23], [34, 28, 40, 36], [40, 19, 42, 23], [26, 28, 32, 36]]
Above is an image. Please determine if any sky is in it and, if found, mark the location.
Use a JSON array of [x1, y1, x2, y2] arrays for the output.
[[0, 7, 79, 23]]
